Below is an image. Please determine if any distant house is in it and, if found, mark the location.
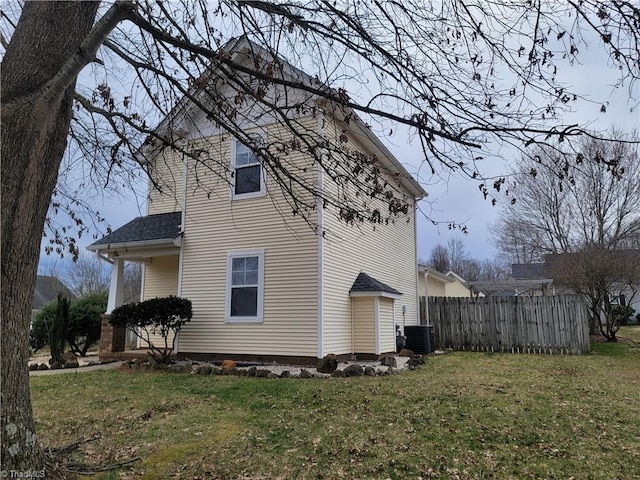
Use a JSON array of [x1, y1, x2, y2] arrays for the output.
[[418, 265, 472, 298], [32, 275, 74, 319], [545, 251, 640, 321], [468, 262, 555, 297], [468, 255, 639, 321], [88, 37, 427, 363]]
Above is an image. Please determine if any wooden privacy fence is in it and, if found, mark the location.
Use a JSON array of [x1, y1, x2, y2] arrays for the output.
[[423, 295, 591, 354]]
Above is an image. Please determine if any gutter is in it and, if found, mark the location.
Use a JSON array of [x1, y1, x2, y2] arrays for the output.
[[86, 237, 181, 252]]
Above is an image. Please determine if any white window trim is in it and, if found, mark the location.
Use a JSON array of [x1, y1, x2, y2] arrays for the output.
[[230, 136, 266, 200], [225, 249, 265, 323]]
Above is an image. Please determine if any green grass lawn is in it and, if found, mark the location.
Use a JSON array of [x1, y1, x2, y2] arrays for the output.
[[31, 330, 640, 479]]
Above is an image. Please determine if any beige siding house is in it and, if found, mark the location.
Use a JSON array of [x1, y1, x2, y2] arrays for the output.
[[418, 266, 472, 299], [88, 38, 426, 364]]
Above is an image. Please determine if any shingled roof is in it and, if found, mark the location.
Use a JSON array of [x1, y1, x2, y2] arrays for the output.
[[511, 263, 549, 279], [349, 272, 402, 297], [87, 212, 182, 250], [33, 276, 74, 310]]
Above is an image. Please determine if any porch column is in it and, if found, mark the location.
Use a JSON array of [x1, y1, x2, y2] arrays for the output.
[[106, 258, 124, 313]]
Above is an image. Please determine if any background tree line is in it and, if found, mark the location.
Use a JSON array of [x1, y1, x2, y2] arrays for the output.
[[491, 134, 640, 339], [424, 238, 509, 282]]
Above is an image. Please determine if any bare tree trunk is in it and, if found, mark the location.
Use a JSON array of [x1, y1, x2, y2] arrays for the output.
[[590, 315, 601, 336], [588, 297, 602, 336], [1, 2, 100, 472]]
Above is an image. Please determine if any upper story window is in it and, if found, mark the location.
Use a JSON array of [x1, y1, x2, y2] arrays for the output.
[[232, 133, 265, 199]]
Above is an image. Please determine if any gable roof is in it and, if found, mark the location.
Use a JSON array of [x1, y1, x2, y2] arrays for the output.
[[144, 36, 426, 200], [445, 271, 468, 283], [87, 212, 182, 251], [33, 276, 74, 310], [511, 263, 549, 279], [349, 272, 402, 299], [418, 265, 468, 284], [468, 278, 554, 297]]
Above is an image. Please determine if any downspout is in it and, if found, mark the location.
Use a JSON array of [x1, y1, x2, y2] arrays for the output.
[[96, 251, 113, 265]]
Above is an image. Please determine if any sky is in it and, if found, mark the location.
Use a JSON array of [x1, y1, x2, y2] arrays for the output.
[[408, 50, 639, 262], [37, 7, 640, 272]]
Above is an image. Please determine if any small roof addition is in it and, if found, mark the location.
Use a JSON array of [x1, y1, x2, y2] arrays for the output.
[[349, 272, 402, 299], [87, 212, 182, 251]]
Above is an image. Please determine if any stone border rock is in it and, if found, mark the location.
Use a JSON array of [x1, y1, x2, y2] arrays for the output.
[[28, 358, 117, 372], [118, 351, 439, 379]]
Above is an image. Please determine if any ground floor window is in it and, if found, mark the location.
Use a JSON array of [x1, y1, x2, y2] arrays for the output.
[[225, 249, 265, 322]]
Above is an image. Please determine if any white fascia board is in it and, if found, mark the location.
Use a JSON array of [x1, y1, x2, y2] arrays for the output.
[[349, 291, 402, 300], [418, 265, 454, 283], [86, 237, 179, 252], [352, 120, 426, 199], [446, 271, 468, 283], [322, 108, 426, 200]]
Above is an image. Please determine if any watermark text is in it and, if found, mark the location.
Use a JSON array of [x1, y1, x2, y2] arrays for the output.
[[0, 470, 46, 478]]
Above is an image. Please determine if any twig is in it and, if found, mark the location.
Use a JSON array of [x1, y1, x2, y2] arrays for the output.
[[67, 457, 142, 474], [47, 435, 100, 455]]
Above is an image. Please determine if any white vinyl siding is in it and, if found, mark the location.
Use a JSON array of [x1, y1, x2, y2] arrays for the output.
[[147, 149, 185, 215], [419, 273, 470, 298], [352, 297, 375, 354], [142, 112, 421, 359], [321, 127, 419, 356], [425, 275, 446, 297], [177, 120, 320, 357], [379, 297, 396, 354], [446, 280, 472, 297], [141, 255, 180, 349]]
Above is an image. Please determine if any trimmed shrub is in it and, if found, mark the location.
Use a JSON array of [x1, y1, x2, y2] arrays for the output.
[[30, 302, 57, 352], [68, 292, 107, 356], [30, 292, 107, 356], [50, 294, 70, 364], [612, 304, 635, 326], [110, 296, 192, 364]]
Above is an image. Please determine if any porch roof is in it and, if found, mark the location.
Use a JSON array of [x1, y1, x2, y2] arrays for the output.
[[349, 272, 402, 299], [86, 211, 182, 251]]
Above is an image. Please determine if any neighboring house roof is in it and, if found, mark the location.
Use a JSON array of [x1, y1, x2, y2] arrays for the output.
[[87, 212, 182, 250], [33, 276, 74, 310], [418, 265, 452, 283], [511, 263, 549, 279], [445, 271, 468, 283], [418, 265, 468, 284], [468, 278, 554, 297], [349, 272, 402, 298]]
